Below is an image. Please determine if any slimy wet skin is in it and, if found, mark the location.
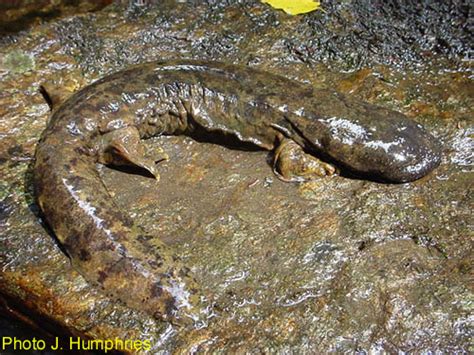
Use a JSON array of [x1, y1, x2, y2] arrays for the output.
[[34, 60, 441, 324]]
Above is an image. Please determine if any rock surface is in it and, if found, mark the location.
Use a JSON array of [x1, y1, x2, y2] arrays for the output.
[[0, 0, 472, 353]]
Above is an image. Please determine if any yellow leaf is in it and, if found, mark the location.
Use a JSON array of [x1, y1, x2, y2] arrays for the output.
[[262, 0, 321, 15]]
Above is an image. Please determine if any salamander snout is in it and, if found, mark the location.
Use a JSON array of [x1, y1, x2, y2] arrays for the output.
[[379, 122, 442, 182]]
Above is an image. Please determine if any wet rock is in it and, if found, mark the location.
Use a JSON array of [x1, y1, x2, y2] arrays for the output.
[[0, 0, 472, 353], [0, 0, 112, 36]]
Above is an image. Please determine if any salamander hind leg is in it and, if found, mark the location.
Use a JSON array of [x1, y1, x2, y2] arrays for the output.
[[97, 126, 167, 180], [273, 138, 336, 182]]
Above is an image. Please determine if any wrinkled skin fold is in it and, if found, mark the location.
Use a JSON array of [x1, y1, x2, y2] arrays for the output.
[[34, 60, 441, 324]]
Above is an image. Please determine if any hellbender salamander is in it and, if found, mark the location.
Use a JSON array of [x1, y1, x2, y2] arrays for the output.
[[34, 60, 441, 324]]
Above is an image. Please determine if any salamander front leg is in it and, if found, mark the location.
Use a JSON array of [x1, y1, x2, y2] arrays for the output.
[[97, 126, 166, 180], [273, 138, 336, 182]]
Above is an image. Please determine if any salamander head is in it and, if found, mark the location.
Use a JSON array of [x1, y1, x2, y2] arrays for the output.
[[287, 108, 441, 183], [338, 116, 441, 183]]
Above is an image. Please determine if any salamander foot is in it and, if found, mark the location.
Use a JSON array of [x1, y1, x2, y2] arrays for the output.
[[273, 138, 336, 182]]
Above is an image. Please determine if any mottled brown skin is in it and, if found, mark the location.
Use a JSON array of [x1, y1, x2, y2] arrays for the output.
[[34, 60, 441, 324]]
